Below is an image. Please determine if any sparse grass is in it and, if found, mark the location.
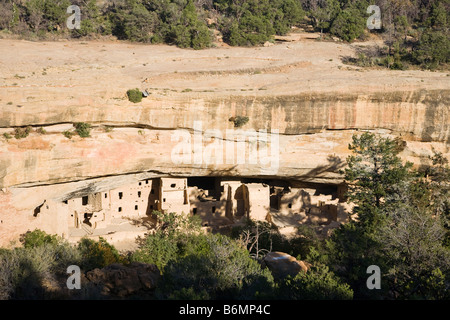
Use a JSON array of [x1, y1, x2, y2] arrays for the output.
[[181, 88, 193, 93], [7, 102, 12, 105]]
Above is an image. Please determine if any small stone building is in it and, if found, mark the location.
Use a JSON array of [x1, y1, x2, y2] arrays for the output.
[[151, 178, 190, 215], [188, 180, 271, 227], [32, 177, 190, 240]]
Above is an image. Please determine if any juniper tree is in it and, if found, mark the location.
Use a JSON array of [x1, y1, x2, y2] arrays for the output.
[[327, 132, 450, 299]]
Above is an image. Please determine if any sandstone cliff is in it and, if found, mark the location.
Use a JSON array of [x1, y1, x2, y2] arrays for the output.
[[0, 37, 448, 245]]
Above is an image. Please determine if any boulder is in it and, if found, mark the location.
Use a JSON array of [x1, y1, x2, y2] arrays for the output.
[[262, 251, 309, 280]]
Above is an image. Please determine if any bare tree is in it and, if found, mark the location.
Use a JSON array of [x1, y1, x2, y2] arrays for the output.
[[238, 222, 272, 260]]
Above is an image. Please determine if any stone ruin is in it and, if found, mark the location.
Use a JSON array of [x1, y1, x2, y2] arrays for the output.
[[31, 177, 351, 247]]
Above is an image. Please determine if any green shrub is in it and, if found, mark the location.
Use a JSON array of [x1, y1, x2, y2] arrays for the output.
[[219, 0, 303, 46], [0, 230, 127, 299], [35, 127, 46, 134], [156, 233, 275, 300], [3, 132, 12, 140], [157, 0, 212, 50], [131, 210, 203, 271], [63, 130, 74, 139], [226, 16, 273, 46], [126, 88, 143, 103], [77, 237, 125, 271], [13, 126, 32, 139], [413, 29, 450, 69], [0, 250, 16, 299], [330, 7, 366, 42], [354, 53, 374, 67], [229, 116, 249, 128], [279, 263, 353, 300], [131, 232, 179, 272], [74, 122, 91, 138], [20, 229, 59, 248], [0, 230, 82, 300]]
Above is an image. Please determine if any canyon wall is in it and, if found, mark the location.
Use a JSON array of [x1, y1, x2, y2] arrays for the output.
[[0, 39, 448, 246], [1, 89, 448, 190]]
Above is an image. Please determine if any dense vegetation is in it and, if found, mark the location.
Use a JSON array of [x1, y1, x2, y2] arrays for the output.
[[327, 133, 450, 299], [0, 132, 448, 300], [0, 230, 124, 299], [0, 0, 448, 69]]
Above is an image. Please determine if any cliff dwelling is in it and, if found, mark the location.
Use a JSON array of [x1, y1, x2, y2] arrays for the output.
[[0, 35, 447, 252], [29, 176, 350, 247]]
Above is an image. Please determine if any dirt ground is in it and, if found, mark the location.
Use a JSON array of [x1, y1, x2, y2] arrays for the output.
[[0, 30, 448, 108]]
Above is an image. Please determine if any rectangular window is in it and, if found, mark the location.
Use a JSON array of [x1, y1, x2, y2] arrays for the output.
[[104, 193, 107, 199], [138, 191, 141, 198], [82, 196, 88, 206], [118, 207, 122, 212], [119, 192, 123, 200], [135, 205, 138, 210]]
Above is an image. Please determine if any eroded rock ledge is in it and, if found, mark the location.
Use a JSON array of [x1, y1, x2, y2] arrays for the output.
[[1, 89, 448, 189]]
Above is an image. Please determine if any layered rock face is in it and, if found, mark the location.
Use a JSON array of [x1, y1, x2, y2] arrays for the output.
[[1, 90, 448, 187], [0, 38, 448, 246]]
